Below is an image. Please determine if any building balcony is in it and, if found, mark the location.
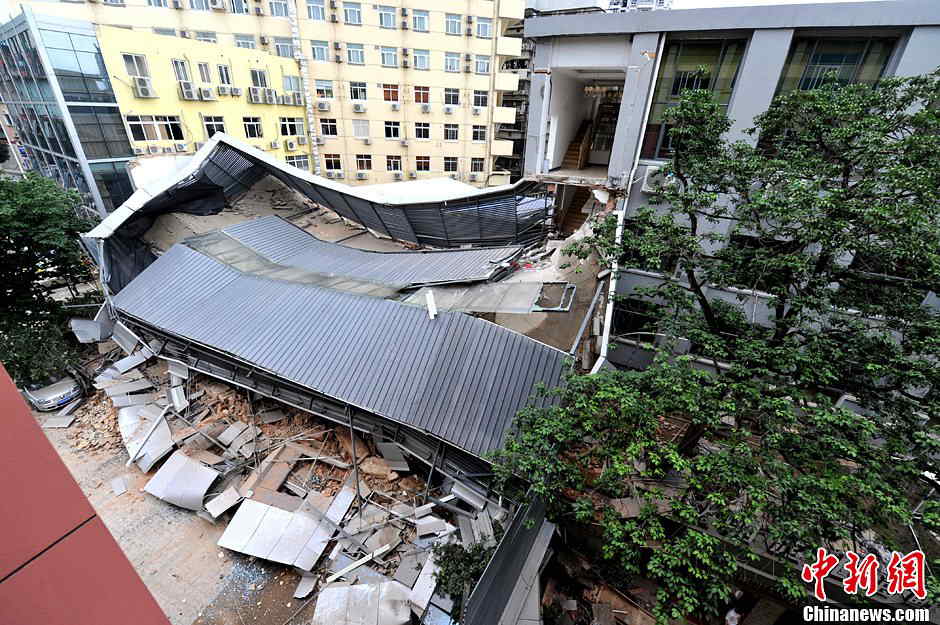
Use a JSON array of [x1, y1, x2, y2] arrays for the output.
[[496, 36, 523, 57], [491, 139, 514, 156], [498, 0, 525, 19], [494, 72, 520, 92], [489, 170, 512, 186], [493, 106, 516, 124]]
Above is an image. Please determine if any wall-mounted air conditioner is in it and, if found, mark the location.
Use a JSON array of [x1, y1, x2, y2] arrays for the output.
[[162, 146, 174, 153], [198, 87, 215, 100], [641, 165, 676, 194], [209, 0, 224, 9], [175, 143, 188, 152], [248, 86, 263, 103], [352, 102, 366, 113], [317, 100, 330, 111], [408, 171, 417, 179], [231, 87, 243, 96], [468, 173, 478, 181], [393, 172, 403, 180], [178, 80, 197, 100], [444, 105, 455, 115], [133, 77, 156, 98], [334, 171, 344, 178], [292, 92, 303, 106], [264, 88, 277, 104], [194, 141, 205, 150], [217, 85, 230, 96], [269, 140, 280, 149], [362, 137, 371, 145], [148, 145, 160, 154], [297, 135, 307, 145], [399, 139, 408, 147], [285, 140, 297, 151], [472, 107, 482, 116], [133, 147, 145, 155], [421, 103, 431, 113], [391, 102, 400, 111], [326, 171, 335, 178]]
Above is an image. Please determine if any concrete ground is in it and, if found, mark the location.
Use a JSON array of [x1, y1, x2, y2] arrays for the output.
[[41, 422, 315, 625]]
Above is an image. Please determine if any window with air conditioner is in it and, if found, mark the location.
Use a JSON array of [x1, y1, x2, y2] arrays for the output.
[[378, 5, 395, 28], [384, 121, 400, 139], [123, 53, 150, 79], [412, 10, 428, 32], [324, 154, 342, 170], [415, 156, 430, 171], [413, 86, 429, 103], [315, 79, 333, 98], [343, 2, 361, 24], [414, 122, 429, 139], [203, 115, 225, 138], [413, 49, 429, 70], [475, 55, 490, 74], [311, 40, 328, 61], [198, 62, 212, 83], [382, 84, 399, 102], [352, 119, 369, 138], [279, 117, 304, 136], [473, 90, 488, 107], [320, 118, 338, 136], [356, 154, 372, 170], [381, 47, 397, 67], [476, 17, 492, 38], [171, 59, 190, 82], [235, 34, 256, 49], [472, 125, 486, 141], [347, 43, 364, 65], [444, 124, 458, 141], [243, 116, 263, 138], [250, 69, 268, 88], [445, 13, 461, 35], [349, 81, 367, 100], [444, 52, 460, 73], [386, 155, 402, 171], [307, 0, 325, 19], [126, 115, 184, 141]]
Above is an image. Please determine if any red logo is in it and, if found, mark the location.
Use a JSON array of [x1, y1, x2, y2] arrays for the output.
[[801, 549, 927, 601], [886, 550, 926, 600], [802, 548, 840, 601]]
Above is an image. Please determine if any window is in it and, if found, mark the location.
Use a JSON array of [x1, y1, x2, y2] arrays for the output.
[[414, 122, 429, 139], [412, 10, 428, 32], [320, 118, 337, 136], [475, 55, 490, 74], [777, 37, 896, 93], [153, 28, 176, 36], [250, 69, 268, 88], [386, 155, 402, 171], [349, 81, 367, 100], [470, 157, 484, 172], [378, 5, 395, 28], [352, 119, 369, 138], [476, 17, 492, 38], [307, 0, 325, 19], [311, 40, 328, 61], [356, 154, 372, 170], [472, 125, 486, 141], [642, 38, 746, 159], [172, 59, 190, 82], [324, 154, 342, 170], [381, 84, 399, 102], [413, 49, 430, 70], [235, 34, 256, 49], [126, 115, 183, 141], [381, 47, 397, 67], [283, 75, 301, 92], [473, 90, 488, 107], [203, 115, 225, 138], [148, 0, 168, 6], [347, 43, 364, 65], [122, 54, 149, 78], [445, 52, 460, 73], [280, 117, 304, 135], [445, 13, 461, 35], [231, 0, 249, 13], [243, 116, 263, 138], [197, 62, 211, 83], [444, 156, 457, 172], [343, 2, 361, 24], [444, 123, 458, 141], [414, 86, 429, 103], [275, 37, 294, 58], [444, 88, 460, 105], [286, 155, 310, 170], [189, 0, 209, 9], [416, 156, 430, 171], [217, 65, 231, 85], [195, 31, 216, 43], [269, 0, 288, 16], [315, 79, 333, 98], [384, 121, 400, 139]]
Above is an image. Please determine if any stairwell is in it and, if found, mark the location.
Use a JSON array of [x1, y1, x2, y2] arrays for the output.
[[560, 185, 593, 234], [560, 121, 591, 169]]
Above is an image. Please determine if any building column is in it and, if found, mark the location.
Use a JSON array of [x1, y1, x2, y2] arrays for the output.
[[524, 38, 552, 176], [726, 28, 794, 145], [607, 32, 661, 187], [890, 26, 940, 77]]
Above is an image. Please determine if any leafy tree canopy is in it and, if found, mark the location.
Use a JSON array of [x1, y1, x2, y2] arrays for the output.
[[0, 173, 94, 383], [495, 72, 940, 620]]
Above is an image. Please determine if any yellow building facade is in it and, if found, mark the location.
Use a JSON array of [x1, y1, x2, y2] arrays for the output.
[[8, 0, 523, 186]]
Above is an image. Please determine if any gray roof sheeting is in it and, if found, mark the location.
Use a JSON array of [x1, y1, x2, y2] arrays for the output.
[[221, 216, 523, 288], [112, 244, 567, 457]]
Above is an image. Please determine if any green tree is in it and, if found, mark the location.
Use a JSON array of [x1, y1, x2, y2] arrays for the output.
[[0, 173, 94, 382], [496, 72, 940, 620]]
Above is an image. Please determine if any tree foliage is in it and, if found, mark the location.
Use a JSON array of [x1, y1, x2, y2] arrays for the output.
[[0, 173, 93, 382], [496, 72, 940, 619]]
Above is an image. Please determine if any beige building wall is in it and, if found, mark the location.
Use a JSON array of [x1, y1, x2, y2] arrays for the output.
[[8, 0, 523, 186]]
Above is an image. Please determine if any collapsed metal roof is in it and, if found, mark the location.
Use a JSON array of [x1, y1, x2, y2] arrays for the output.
[[85, 134, 550, 292], [112, 243, 568, 457], [219, 216, 523, 288]]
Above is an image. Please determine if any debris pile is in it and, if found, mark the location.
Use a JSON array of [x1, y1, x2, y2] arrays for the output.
[[66, 320, 513, 624]]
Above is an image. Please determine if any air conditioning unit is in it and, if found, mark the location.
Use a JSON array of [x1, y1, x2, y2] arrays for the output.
[[194, 141, 205, 150], [356, 172, 368, 180], [352, 103, 366, 113], [285, 140, 297, 151], [259, 36, 269, 46], [317, 100, 330, 111], [421, 103, 431, 113], [468, 173, 478, 181], [133, 147, 145, 155], [465, 53, 472, 61], [255, 6, 264, 14], [326, 171, 335, 178], [172, 0, 182, 7], [402, 48, 409, 55], [133, 77, 156, 98], [264, 88, 277, 104], [292, 92, 303, 106], [180, 30, 190, 38], [198, 87, 215, 100], [330, 13, 338, 21], [401, 20, 408, 29], [641, 165, 676, 194], [209, 0, 224, 8], [400, 139, 408, 147], [315, 136, 325, 145], [248, 86, 263, 103], [444, 105, 455, 115], [400, 7, 406, 15], [472, 107, 482, 116], [464, 65, 472, 73], [466, 27, 472, 36], [175, 143, 188, 152], [148, 145, 159, 154], [362, 137, 371, 145], [334, 54, 343, 63], [178, 80, 197, 100], [333, 41, 341, 50], [401, 60, 409, 68], [269, 140, 280, 149], [231, 87, 243, 96], [162, 146, 174, 153], [408, 171, 417, 179], [217, 85, 230, 96], [393, 172, 402, 180], [391, 102, 400, 111], [278, 94, 289, 105], [449, 173, 458, 179], [297, 135, 307, 145], [328, 0, 335, 7], [334, 171, 344, 178]]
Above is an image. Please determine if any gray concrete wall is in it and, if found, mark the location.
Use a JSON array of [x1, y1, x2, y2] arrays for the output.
[[890, 26, 940, 77], [524, 40, 553, 176], [725, 28, 794, 144]]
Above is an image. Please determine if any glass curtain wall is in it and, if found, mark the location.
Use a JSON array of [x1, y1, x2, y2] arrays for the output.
[[776, 37, 896, 93]]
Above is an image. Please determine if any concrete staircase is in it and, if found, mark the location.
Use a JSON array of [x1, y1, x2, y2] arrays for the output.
[[560, 121, 591, 169]]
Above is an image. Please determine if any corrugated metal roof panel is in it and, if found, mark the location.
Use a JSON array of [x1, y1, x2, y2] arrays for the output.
[[112, 245, 566, 457]]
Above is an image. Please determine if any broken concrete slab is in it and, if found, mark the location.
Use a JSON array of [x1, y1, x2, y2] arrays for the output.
[[311, 581, 410, 625], [145, 450, 220, 510], [416, 516, 446, 537], [205, 486, 244, 518], [360, 456, 394, 478]]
